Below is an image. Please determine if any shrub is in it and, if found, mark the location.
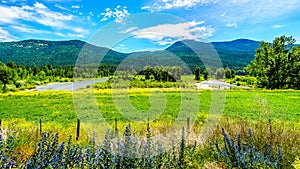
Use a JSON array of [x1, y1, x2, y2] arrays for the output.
[[0, 124, 196, 168], [210, 127, 282, 169]]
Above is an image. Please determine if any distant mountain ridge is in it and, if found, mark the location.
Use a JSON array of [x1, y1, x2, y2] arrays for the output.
[[165, 39, 260, 70], [0, 39, 128, 67], [0, 38, 261, 70]]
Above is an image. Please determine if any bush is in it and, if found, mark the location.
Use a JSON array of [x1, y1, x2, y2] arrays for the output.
[[0, 124, 196, 168], [210, 127, 282, 169]]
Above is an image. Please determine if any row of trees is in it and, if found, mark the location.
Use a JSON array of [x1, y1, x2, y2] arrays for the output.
[[194, 67, 236, 80], [247, 36, 300, 89], [0, 61, 115, 91], [143, 66, 182, 82]]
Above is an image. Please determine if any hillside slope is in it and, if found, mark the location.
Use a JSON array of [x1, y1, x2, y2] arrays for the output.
[[0, 39, 260, 70]]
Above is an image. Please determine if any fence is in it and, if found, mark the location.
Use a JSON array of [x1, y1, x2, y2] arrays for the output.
[[0, 117, 193, 141]]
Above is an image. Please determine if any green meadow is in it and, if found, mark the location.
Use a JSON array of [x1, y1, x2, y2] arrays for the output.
[[1, 89, 300, 126], [1, 87, 300, 168]]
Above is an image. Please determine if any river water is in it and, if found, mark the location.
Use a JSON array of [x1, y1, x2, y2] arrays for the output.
[[35, 77, 108, 91]]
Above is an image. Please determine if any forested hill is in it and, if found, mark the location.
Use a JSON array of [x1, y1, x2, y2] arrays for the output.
[[0, 39, 260, 70], [0, 40, 128, 67], [166, 39, 260, 70]]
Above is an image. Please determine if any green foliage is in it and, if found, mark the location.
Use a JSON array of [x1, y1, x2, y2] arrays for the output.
[[203, 69, 208, 80], [0, 62, 13, 90], [247, 35, 300, 89], [211, 128, 282, 168], [226, 76, 257, 87], [216, 68, 224, 80], [0, 61, 114, 92], [194, 67, 200, 80], [225, 68, 235, 79], [142, 66, 182, 82], [93, 69, 194, 89]]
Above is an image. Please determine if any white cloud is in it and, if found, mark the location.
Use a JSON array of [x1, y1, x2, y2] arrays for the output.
[[72, 27, 85, 33], [54, 4, 68, 11], [43, 0, 82, 2], [11, 25, 51, 34], [0, 27, 16, 42], [220, 12, 226, 17], [55, 32, 65, 37], [0, 2, 73, 29], [71, 27, 89, 36], [226, 22, 238, 28], [119, 27, 138, 34], [71, 5, 81, 9], [100, 6, 129, 23], [34, 2, 47, 9], [141, 6, 150, 10], [55, 32, 85, 38], [114, 43, 127, 51], [272, 24, 285, 29], [145, 0, 300, 25], [219, 0, 300, 23], [0, 2, 89, 39], [66, 33, 85, 38], [127, 21, 214, 45], [146, 0, 219, 11], [6, 0, 26, 3]]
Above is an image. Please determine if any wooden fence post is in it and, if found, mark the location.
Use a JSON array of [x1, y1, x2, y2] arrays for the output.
[[39, 119, 42, 135], [76, 118, 80, 141], [114, 118, 118, 135], [187, 118, 190, 135]]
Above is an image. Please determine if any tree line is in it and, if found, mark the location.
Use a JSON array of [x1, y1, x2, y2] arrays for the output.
[[142, 66, 182, 82], [194, 67, 236, 80], [0, 62, 114, 92]]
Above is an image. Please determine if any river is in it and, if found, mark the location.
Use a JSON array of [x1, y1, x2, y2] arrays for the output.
[[35, 77, 108, 91]]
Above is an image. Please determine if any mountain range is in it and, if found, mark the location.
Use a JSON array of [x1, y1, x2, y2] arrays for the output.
[[0, 39, 261, 71]]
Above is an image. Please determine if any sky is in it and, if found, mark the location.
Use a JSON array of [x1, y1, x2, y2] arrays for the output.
[[0, 0, 300, 52]]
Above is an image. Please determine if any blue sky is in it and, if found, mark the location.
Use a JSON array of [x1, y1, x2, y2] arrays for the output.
[[0, 0, 300, 52]]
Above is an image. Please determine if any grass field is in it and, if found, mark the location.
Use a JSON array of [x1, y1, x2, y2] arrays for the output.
[[1, 88, 300, 168], [1, 89, 300, 126]]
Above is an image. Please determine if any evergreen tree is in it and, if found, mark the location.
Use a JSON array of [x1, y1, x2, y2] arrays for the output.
[[194, 67, 200, 80]]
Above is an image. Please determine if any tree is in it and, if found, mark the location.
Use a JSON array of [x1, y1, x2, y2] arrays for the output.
[[225, 68, 236, 79], [203, 69, 208, 80], [7, 61, 17, 69], [194, 67, 200, 80], [230, 69, 236, 78], [247, 35, 300, 89], [216, 68, 224, 80], [0, 62, 12, 90], [225, 68, 231, 79], [143, 66, 152, 80]]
